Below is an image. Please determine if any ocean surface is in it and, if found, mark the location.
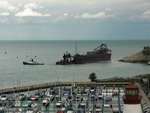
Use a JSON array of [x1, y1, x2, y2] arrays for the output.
[[0, 40, 150, 89]]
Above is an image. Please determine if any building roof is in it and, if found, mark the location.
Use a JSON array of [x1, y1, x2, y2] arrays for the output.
[[125, 83, 138, 89]]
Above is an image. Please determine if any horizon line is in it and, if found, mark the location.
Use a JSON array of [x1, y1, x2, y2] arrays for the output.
[[0, 39, 150, 41]]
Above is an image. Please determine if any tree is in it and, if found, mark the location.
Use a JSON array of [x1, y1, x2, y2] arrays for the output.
[[142, 46, 150, 62], [89, 73, 97, 82]]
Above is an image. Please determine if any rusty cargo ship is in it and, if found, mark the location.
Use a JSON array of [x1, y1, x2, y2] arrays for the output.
[[56, 42, 111, 65]]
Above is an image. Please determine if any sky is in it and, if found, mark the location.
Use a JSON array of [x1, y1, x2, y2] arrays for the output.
[[0, 0, 150, 40]]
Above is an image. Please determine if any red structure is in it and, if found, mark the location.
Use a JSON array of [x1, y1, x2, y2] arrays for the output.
[[123, 82, 141, 104]]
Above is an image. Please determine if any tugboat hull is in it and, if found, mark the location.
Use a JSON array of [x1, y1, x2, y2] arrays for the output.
[[23, 61, 44, 65]]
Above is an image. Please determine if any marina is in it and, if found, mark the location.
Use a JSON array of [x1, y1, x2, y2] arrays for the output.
[[0, 82, 149, 113]]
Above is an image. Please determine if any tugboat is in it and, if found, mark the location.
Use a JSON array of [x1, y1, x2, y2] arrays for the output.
[[56, 42, 111, 65], [23, 58, 44, 65]]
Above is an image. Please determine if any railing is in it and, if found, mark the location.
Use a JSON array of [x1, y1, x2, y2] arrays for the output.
[[0, 82, 129, 94]]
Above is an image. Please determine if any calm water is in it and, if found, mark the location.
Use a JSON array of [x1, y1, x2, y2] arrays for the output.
[[0, 40, 150, 89]]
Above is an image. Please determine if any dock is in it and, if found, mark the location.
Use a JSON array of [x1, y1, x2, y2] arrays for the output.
[[0, 82, 130, 94]]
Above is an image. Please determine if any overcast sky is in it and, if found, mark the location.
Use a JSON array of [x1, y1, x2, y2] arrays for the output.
[[0, 0, 150, 40]]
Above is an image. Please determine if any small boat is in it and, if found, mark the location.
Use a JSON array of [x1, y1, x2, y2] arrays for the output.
[[31, 102, 37, 108], [67, 107, 75, 113], [23, 100, 29, 107], [0, 95, 7, 101], [42, 97, 50, 106], [148, 61, 150, 65], [56, 101, 62, 107], [15, 100, 21, 107], [23, 58, 44, 65]]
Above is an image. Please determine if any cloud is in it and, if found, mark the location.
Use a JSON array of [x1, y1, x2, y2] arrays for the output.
[[0, 18, 8, 22], [0, 12, 10, 16], [53, 13, 69, 23], [15, 8, 42, 17], [105, 8, 111, 11], [16, 17, 25, 23], [0, 1, 18, 11], [18, 3, 23, 7], [126, 10, 150, 22], [143, 10, 150, 19], [24, 3, 43, 9], [75, 15, 80, 18], [1, 0, 149, 24], [15, 8, 51, 17], [43, 14, 51, 16], [64, 13, 68, 17], [15, 2, 50, 17], [81, 12, 107, 19]]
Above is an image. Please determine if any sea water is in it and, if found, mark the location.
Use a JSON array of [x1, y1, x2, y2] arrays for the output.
[[0, 40, 150, 89]]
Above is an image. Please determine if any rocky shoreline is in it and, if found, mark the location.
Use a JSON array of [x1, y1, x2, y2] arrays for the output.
[[119, 51, 150, 63]]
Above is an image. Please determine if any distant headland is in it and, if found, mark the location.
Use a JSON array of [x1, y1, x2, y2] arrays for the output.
[[119, 46, 150, 64]]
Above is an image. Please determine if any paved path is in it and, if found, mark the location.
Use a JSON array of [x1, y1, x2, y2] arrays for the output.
[[136, 83, 150, 111]]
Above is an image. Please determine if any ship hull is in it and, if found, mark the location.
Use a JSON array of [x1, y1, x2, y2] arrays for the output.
[[56, 61, 74, 65], [74, 53, 111, 64]]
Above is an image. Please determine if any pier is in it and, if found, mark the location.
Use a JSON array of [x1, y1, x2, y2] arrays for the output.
[[0, 82, 130, 94]]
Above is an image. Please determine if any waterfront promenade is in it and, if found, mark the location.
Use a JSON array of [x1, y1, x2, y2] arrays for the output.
[[136, 83, 150, 110], [0, 82, 130, 94]]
